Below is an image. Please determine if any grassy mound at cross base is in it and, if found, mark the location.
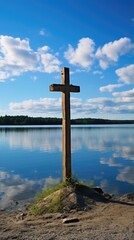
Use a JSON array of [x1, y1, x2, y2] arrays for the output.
[[29, 179, 107, 215]]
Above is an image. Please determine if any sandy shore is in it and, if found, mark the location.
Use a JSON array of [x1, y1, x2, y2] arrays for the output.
[[0, 194, 134, 240]]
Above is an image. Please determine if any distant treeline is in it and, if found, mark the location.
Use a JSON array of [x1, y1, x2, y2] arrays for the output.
[[0, 115, 134, 125], [0, 115, 61, 125]]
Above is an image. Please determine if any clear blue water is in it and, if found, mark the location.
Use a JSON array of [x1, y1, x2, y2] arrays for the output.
[[0, 125, 134, 209]]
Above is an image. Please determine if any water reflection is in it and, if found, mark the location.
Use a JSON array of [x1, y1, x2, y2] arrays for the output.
[[1, 127, 62, 152], [116, 166, 134, 184], [0, 170, 60, 209], [1, 126, 134, 157], [100, 158, 123, 167], [76, 127, 134, 155], [0, 125, 134, 206], [113, 146, 134, 161]]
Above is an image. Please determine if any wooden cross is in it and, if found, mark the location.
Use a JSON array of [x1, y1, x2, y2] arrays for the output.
[[49, 67, 80, 181]]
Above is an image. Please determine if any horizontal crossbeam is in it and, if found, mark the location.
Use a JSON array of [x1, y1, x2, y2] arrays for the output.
[[49, 84, 80, 93], [49, 84, 65, 92]]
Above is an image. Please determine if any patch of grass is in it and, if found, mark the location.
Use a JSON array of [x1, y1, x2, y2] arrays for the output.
[[29, 192, 63, 215], [64, 175, 79, 186], [29, 176, 95, 215], [87, 180, 95, 188], [77, 179, 95, 188], [29, 203, 41, 216], [46, 194, 63, 213], [34, 175, 80, 203], [34, 184, 60, 203]]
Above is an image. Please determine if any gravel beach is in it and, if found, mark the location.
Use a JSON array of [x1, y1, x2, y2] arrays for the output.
[[0, 193, 134, 240]]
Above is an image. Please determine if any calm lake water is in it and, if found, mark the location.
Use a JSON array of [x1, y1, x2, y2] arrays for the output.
[[0, 125, 134, 209]]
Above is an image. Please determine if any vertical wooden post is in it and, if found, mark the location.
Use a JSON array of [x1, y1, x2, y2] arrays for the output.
[[61, 68, 71, 180], [49, 67, 80, 182]]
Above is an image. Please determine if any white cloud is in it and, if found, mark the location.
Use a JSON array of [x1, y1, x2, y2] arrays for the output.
[[39, 28, 49, 37], [64, 37, 95, 68], [9, 95, 134, 117], [116, 64, 134, 84], [39, 29, 45, 36], [38, 46, 61, 73], [87, 96, 134, 104], [32, 75, 38, 81], [0, 35, 37, 73], [9, 97, 84, 117], [112, 88, 134, 97], [71, 97, 82, 107], [96, 37, 134, 69], [0, 71, 10, 82], [0, 35, 61, 81], [93, 70, 102, 75], [115, 97, 134, 103], [87, 96, 134, 114], [1, 35, 133, 83], [113, 105, 134, 113], [93, 70, 104, 79], [100, 84, 123, 92], [98, 82, 134, 114], [9, 98, 62, 114]]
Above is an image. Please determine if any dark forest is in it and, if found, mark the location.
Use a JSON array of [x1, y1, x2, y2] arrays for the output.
[[0, 115, 134, 125]]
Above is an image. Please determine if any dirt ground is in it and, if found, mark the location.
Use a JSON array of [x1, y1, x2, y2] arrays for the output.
[[0, 196, 134, 240]]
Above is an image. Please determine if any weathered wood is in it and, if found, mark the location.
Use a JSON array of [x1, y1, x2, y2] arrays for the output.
[[49, 67, 80, 181], [49, 84, 65, 92], [62, 68, 71, 180], [49, 84, 80, 93], [69, 85, 80, 92]]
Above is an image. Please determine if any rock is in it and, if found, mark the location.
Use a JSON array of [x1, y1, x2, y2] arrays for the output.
[[62, 217, 79, 224], [125, 193, 134, 201], [75, 184, 107, 202], [0, 208, 5, 211], [103, 193, 113, 199], [11, 200, 19, 206], [119, 193, 134, 202], [16, 212, 27, 221], [93, 187, 104, 194]]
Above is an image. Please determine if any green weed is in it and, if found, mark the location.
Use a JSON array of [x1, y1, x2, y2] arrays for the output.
[[29, 176, 95, 215]]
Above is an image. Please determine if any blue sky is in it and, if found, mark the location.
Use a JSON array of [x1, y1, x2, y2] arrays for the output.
[[0, 0, 134, 120]]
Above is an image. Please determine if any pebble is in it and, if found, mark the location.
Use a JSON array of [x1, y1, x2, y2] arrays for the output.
[[62, 217, 79, 224]]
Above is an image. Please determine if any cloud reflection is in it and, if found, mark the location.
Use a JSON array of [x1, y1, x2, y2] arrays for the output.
[[1, 127, 133, 153], [116, 166, 134, 184], [113, 146, 134, 161], [5, 128, 62, 152], [100, 158, 122, 167], [99, 179, 120, 195], [0, 170, 60, 209], [1, 126, 134, 197], [1, 127, 134, 161]]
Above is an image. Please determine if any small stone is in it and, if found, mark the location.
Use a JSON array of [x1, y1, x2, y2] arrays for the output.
[[93, 187, 104, 194], [62, 217, 79, 224], [103, 193, 112, 199], [0, 208, 5, 211], [126, 193, 134, 201], [16, 212, 26, 221]]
